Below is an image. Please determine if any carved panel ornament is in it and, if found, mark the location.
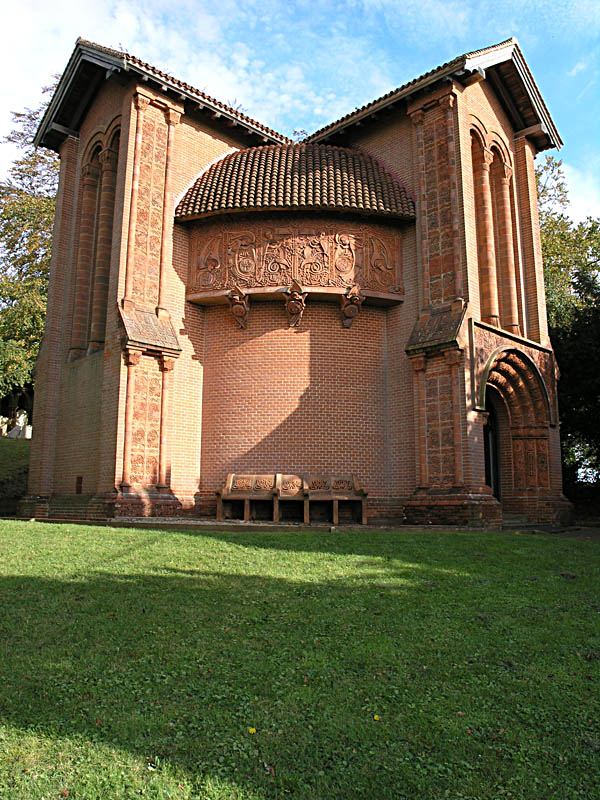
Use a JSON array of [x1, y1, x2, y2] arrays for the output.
[[188, 219, 403, 296], [340, 285, 364, 328], [285, 281, 307, 327], [228, 285, 249, 329]]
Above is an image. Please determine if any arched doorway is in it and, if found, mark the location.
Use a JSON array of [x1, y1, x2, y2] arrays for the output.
[[480, 348, 553, 520]]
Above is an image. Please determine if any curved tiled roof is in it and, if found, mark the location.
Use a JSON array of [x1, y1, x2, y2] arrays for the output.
[[175, 143, 415, 221]]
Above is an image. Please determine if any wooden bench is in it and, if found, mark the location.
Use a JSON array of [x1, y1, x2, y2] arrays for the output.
[[217, 473, 367, 524]]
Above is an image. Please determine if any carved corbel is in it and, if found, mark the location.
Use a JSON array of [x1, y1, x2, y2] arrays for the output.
[[285, 280, 307, 327], [123, 348, 142, 367], [340, 284, 364, 328], [228, 285, 249, 329]]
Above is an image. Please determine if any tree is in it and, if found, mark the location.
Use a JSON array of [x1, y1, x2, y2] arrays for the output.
[[537, 155, 600, 487], [0, 85, 59, 413]]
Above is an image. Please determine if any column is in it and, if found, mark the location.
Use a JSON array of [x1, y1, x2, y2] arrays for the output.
[[157, 355, 175, 489], [69, 161, 99, 359], [121, 348, 142, 489], [497, 165, 521, 335], [411, 355, 428, 488], [88, 147, 118, 351], [444, 349, 464, 486], [475, 148, 500, 327], [157, 109, 181, 319], [123, 94, 150, 307]]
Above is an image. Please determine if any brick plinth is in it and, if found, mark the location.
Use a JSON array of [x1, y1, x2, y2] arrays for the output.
[[403, 491, 502, 528]]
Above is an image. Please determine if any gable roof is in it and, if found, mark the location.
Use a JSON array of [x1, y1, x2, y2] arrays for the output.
[[175, 143, 416, 222], [307, 38, 561, 152], [35, 38, 290, 151]]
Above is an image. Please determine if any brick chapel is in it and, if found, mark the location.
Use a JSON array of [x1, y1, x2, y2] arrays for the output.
[[24, 37, 572, 526]]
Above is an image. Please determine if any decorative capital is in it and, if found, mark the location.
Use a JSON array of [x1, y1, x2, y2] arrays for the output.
[[123, 348, 142, 367], [409, 109, 425, 127], [438, 93, 455, 111], [81, 162, 100, 185], [134, 94, 151, 113], [165, 108, 182, 128], [444, 348, 462, 366], [482, 148, 494, 170], [340, 284, 364, 328], [500, 162, 513, 183], [285, 280, 307, 328], [99, 147, 118, 172], [228, 285, 249, 329], [411, 355, 427, 372], [160, 355, 176, 373]]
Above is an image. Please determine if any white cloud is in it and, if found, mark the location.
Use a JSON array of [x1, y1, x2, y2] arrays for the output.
[[563, 162, 600, 223], [568, 59, 587, 77]]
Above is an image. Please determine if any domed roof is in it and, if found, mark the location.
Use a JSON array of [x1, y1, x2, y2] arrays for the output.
[[175, 143, 415, 222]]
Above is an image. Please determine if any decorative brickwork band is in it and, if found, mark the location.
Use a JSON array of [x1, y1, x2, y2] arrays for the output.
[[157, 109, 181, 318], [69, 161, 100, 359], [121, 347, 142, 488], [88, 146, 118, 350], [123, 94, 150, 306], [158, 355, 175, 488]]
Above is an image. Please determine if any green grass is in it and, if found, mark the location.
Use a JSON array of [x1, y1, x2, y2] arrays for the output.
[[0, 438, 30, 515], [0, 522, 599, 799]]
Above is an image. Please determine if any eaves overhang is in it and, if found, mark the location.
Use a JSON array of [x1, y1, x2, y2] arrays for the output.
[[35, 39, 289, 152], [308, 38, 562, 152]]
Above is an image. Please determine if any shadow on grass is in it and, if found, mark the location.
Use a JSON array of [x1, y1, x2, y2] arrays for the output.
[[1, 533, 598, 799]]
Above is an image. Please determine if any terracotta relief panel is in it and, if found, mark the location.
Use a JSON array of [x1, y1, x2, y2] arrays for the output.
[[188, 218, 403, 296], [132, 104, 167, 305], [129, 356, 162, 485]]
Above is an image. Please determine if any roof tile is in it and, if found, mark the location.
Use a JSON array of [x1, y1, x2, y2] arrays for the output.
[[175, 143, 416, 222]]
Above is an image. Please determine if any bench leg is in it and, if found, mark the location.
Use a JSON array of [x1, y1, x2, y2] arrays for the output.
[[332, 499, 339, 526], [216, 496, 223, 521], [273, 496, 279, 523], [304, 498, 310, 526], [244, 499, 250, 522], [361, 500, 367, 525]]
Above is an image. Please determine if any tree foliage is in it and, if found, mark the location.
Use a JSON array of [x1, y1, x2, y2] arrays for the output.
[[0, 86, 59, 398], [537, 155, 600, 485]]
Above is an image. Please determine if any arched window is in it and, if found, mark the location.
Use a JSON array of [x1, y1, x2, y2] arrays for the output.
[[69, 130, 120, 359]]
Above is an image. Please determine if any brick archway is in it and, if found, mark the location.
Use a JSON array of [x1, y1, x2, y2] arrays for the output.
[[481, 348, 553, 519]]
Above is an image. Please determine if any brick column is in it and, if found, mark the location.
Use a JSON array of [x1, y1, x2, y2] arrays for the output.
[[157, 355, 175, 489], [475, 148, 500, 327], [88, 147, 118, 351], [411, 355, 428, 488], [514, 135, 549, 344], [497, 165, 521, 335], [124, 94, 150, 308], [121, 348, 142, 489], [445, 349, 465, 486], [69, 161, 99, 359], [157, 109, 181, 319]]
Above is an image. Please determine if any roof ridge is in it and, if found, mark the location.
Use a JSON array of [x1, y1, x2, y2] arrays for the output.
[[75, 38, 291, 143], [306, 37, 518, 142]]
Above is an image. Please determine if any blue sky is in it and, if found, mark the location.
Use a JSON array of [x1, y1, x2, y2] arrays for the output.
[[1, 0, 599, 220]]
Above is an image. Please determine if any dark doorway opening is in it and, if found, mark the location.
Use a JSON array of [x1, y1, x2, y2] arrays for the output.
[[484, 395, 501, 499]]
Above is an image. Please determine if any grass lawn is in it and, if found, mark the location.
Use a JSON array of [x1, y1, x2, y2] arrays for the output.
[[0, 522, 598, 799]]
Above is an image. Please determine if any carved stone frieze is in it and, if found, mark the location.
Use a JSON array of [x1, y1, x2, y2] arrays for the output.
[[188, 217, 403, 297]]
